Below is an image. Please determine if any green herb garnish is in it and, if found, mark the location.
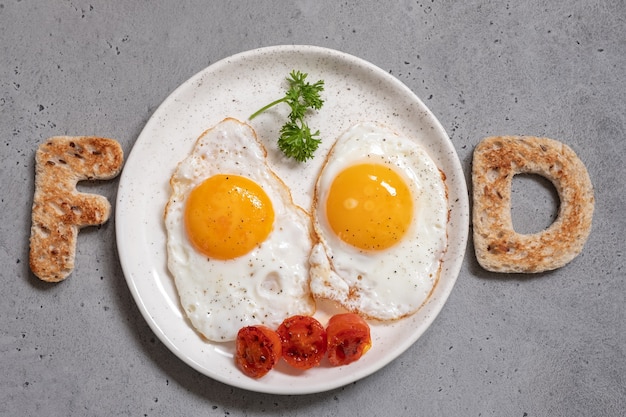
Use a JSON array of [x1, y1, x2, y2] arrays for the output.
[[249, 70, 324, 162]]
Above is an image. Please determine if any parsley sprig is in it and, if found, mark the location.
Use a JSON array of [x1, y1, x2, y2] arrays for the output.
[[249, 70, 325, 162]]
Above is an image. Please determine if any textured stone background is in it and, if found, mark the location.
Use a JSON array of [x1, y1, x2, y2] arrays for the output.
[[1, 1, 624, 416]]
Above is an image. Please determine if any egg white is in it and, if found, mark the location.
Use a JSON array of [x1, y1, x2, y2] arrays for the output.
[[310, 122, 448, 321], [164, 118, 315, 342]]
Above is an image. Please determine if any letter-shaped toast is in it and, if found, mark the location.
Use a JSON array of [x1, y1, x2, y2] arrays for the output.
[[29, 136, 124, 282], [472, 136, 594, 273]]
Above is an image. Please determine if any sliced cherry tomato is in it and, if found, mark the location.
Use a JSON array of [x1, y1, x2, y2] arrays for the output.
[[235, 325, 282, 378], [326, 313, 372, 366], [277, 315, 327, 369]]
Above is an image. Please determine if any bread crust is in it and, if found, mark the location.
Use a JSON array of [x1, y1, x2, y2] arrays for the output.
[[29, 136, 124, 282], [472, 136, 594, 273]]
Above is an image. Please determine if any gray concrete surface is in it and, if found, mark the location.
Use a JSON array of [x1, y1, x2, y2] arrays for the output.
[[1, 1, 625, 416]]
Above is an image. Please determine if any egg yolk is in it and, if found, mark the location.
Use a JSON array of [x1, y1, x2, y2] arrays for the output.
[[325, 163, 413, 251], [184, 174, 274, 260]]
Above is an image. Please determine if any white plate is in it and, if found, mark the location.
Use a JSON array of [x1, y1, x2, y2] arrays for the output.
[[116, 45, 469, 395]]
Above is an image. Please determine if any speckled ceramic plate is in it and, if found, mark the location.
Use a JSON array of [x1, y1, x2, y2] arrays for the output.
[[116, 45, 469, 395]]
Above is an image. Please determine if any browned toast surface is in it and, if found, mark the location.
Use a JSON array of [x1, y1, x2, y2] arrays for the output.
[[472, 136, 594, 273], [29, 136, 124, 282]]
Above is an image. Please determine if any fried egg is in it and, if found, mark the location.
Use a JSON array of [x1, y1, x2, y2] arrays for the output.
[[164, 118, 315, 342], [309, 122, 448, 321]]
